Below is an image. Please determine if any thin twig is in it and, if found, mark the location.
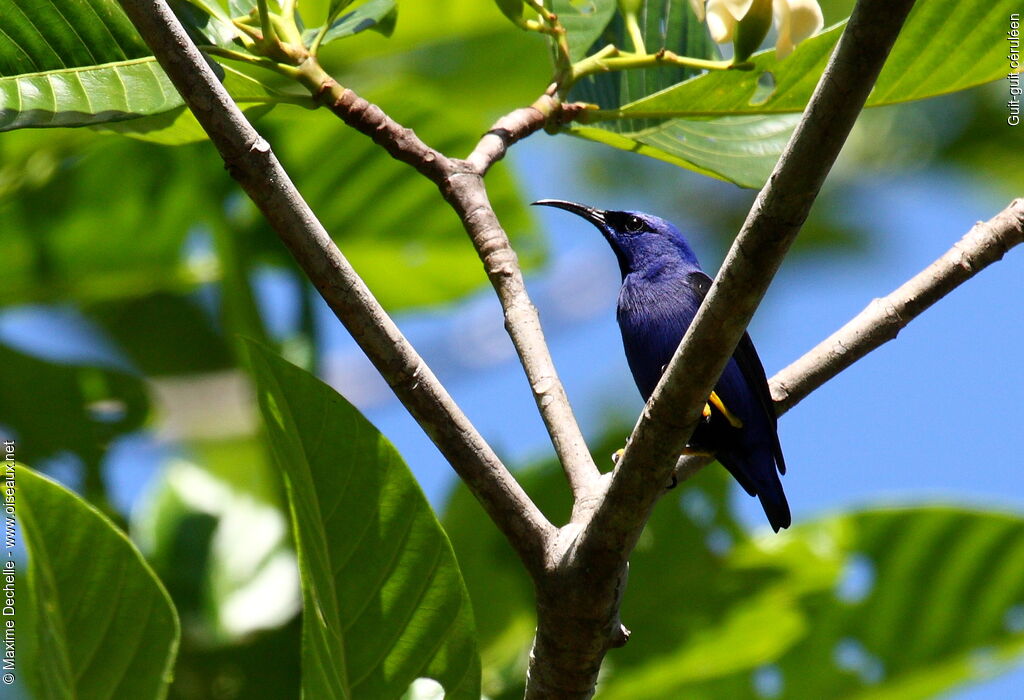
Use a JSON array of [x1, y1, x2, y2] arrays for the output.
[[116, 0, 554, 571], [771, 198, 1024, 413]]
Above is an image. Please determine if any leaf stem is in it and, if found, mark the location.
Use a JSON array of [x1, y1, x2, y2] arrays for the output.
[[570, 47, 741, 85], [309, 24, 331, 56], [201, 45, 302, 78], [623, 11, 646, 54], [256, 0, 277, 45]]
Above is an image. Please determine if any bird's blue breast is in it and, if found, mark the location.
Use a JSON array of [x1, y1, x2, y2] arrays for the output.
[[617, 268, 702, 400], [616, 267, 773, 456]]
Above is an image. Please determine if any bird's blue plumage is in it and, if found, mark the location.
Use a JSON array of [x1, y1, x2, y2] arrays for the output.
[[534, 200, 791, 531]]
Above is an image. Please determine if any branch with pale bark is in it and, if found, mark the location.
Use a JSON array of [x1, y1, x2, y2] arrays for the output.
[[116, 0, 1024, 697]]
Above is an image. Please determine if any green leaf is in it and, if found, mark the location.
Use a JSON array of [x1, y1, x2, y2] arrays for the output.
[[553, 0, 618, 62], [0, 0, 177, 131], [571, 0, 718, 111], [622, 0, 1020, 118], [132, 443, 298, 644], [246, 341, 482, 700], [303, 0, 399, 47], [17, 465, 180, 700], [0, 58, 184, 132], [0, 131, 230, 306], [769, 508, 1024, 699], [494, 0, 524, 24], [0, 0, 285, 131], [0, 0, 151, 75], [566, 114, 800, 188], [85, 292, 236, 376], [569, 0, 1018, 186]]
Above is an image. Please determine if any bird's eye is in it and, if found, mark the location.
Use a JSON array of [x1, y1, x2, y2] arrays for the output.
[[624, 216, 644, 233]]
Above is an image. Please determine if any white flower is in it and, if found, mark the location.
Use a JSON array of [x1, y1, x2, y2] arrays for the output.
[[691, 0, 824, 59]]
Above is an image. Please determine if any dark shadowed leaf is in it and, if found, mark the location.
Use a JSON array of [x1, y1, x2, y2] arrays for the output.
[[0, 341, 148, 467]]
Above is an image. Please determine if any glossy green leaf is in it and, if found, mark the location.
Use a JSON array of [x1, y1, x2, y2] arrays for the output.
[[621, 0, 1020, 118], [570, 0, 718, 116], [246, 341, 482, 700], [0, 58, 184, 132], [0, 0, 287, 131], [305, 0, 398, 46], [566, 113, 801, 188], [0, 0, 169, 131], [17, 465, 179, 700], [563, 0, 782, 186], [0, 0, 150, 75]]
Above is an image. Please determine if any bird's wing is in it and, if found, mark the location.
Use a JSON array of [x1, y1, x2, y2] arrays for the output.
[[685, 271, 786, 475]]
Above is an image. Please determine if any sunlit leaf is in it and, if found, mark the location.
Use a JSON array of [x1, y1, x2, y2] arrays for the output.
[[17, 465, 179, 699], [566, 114, 800, 188], [305, 0, 399, 47], [620, 0, 1020, 117], [247, 341, 482, 699]]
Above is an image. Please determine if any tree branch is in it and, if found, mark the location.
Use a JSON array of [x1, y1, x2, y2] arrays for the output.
[[116, 0, 554, 571], [771, 198, 1024, 413], [293, 58, 602, 499]]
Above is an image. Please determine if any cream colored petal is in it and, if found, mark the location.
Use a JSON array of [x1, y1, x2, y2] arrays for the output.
[[773, 0, 794, 58], [721, 0, 755, 20], [786, 0, 825, 44], [706, 0, 738, 43], [689, 0, 706, 22]]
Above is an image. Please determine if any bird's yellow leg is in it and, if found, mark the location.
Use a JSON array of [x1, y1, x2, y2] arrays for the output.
[[708, 391, 743, 429]]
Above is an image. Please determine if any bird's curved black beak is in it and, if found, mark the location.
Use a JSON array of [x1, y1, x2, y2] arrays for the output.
[[531, 199, 607, 226]]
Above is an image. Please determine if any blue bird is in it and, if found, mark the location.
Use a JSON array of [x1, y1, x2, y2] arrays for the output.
[[534, 199, 791, 531]]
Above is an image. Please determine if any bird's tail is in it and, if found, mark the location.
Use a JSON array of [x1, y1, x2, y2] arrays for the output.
[[756, 472, 791, 533], [719, 452, 791, 532]]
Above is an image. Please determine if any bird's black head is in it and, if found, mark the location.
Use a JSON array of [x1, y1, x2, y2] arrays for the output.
[[532, 199, 703, 278]]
